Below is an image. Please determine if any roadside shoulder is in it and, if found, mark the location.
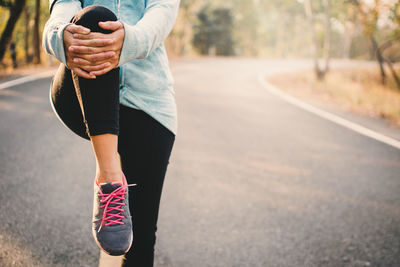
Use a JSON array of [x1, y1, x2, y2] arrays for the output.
[[259, 69, 400, 147]]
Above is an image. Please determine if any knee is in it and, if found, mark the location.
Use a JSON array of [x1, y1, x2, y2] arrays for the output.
[[72, 5, 117, 33]]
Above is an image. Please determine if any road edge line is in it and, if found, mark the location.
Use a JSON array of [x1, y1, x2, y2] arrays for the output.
[[258, 71, 400, 150], [0, 69, 56, 90]]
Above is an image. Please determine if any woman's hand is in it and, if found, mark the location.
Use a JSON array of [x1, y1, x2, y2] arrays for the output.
[[64, 24, 115, 79], [68, 21, 125, 77]]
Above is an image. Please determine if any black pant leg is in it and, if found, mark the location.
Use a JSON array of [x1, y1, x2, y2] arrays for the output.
[[118, 105, 175, 267], [70, 5, 120, 137]]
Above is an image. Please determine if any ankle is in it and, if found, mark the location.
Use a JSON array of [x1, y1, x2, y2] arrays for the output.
[[96, 169, 123, 184]]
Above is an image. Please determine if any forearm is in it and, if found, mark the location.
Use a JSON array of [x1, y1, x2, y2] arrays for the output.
[[42, 0, 82, 65], [118, 0, 180, 66]]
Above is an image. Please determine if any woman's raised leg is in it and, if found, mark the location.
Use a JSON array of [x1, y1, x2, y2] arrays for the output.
[[70, 5, 123, 184], [67, 5, 133, 256]]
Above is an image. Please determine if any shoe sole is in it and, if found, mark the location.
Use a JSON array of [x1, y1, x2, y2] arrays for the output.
[[92, 229, 133, 256]]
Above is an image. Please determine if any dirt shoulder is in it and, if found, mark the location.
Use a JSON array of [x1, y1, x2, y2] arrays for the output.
[[269, 67, 400, 130], [0, 64, 59, 83]]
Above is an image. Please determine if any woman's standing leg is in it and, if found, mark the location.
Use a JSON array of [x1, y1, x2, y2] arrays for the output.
[[118, 105, 175, 266]]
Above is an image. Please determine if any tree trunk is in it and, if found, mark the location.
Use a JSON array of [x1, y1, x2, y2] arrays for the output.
[[304, 0, 321, 79], [322, 0, 331, 76], [342, 21, 355, 59], [0, 0, 27, 62], [371, 36, 386, 85], [383, 57, 400, 90], [33, 0, 41, 64], [304, 0, 331, 80], [24, 6, 31, 64]]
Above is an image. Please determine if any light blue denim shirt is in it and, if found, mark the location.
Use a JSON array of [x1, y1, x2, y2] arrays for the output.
[[42, 0, 179, 135]]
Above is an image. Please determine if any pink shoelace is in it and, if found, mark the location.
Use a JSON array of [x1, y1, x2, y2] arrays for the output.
[[98, 182, 136, 232]]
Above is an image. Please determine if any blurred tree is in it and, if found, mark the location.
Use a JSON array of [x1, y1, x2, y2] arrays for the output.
[[32, 0, 40, 63], [350, 0, 386, 82], [231, 0, 260, 56], [378, 1, 400, 89], [192, 4, 235, 56], [213, 7, 234, 55], [24, 5, 32, 63], [166, 0, 195, 56], [304, 0, 332, 80], [0, 0, 27, 63], [0, 0, 398, 70], [10, 40, 16, 67], [349, 0, 400, 89], [192, 5, 212, 55], [0, 0, 13, 8]]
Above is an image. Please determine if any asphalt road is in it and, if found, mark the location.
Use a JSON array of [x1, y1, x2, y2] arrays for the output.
[[0, 58, 399, 267]]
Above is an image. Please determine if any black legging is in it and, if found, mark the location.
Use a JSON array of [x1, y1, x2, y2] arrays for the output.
[[50, 6, 175, 266]]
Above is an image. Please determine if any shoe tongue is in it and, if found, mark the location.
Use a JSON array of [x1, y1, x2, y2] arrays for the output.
[[100, 183, 122, 194]]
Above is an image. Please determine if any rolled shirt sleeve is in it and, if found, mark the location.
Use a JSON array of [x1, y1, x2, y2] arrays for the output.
[[118, 0, 180, 66], [42, 0, 82, 66]]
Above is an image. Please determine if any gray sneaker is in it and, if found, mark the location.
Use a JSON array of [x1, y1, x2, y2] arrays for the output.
[[92, 174, 135, 255]]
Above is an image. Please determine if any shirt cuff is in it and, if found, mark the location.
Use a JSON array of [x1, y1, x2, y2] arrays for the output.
[[118, 22, 138, 67], [53, 22, 73, 67]]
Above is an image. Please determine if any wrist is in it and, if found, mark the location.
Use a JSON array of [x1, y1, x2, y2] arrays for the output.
[[60, 23, 73, 66]]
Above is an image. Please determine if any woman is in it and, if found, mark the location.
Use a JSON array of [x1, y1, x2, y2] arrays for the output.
[[42, 0, 179, 266]]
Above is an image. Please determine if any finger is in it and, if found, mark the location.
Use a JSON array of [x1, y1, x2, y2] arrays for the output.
[[73, 67, 96, 79], [69, 45, 111, 54], [66, 24, 90, 34], [72, 56, 107, 66], [86, 51, 116, 62], [73, 32, 107, 40], [80, 62, 111, 72], [73, 38, 114, 47], [89, 65, 114, 76], [73, 51, 115, 64], [72, 56, 91, 66], [98, 21, 122, 31]]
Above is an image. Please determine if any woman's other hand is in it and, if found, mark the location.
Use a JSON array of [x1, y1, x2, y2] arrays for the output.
[[63, 24, 114, 79], [68, 21, 125, 77]]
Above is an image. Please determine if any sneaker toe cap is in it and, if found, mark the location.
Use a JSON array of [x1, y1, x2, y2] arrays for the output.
[[97, 229, 132, 256]]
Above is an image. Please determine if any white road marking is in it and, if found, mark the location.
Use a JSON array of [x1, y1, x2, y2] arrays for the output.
[[0, 69, 56, 90], [2, 67, 399, 150], [258, 71, 400, 150]]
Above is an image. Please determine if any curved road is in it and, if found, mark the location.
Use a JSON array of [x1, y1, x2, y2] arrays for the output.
[[0, 59, 399, 267]]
